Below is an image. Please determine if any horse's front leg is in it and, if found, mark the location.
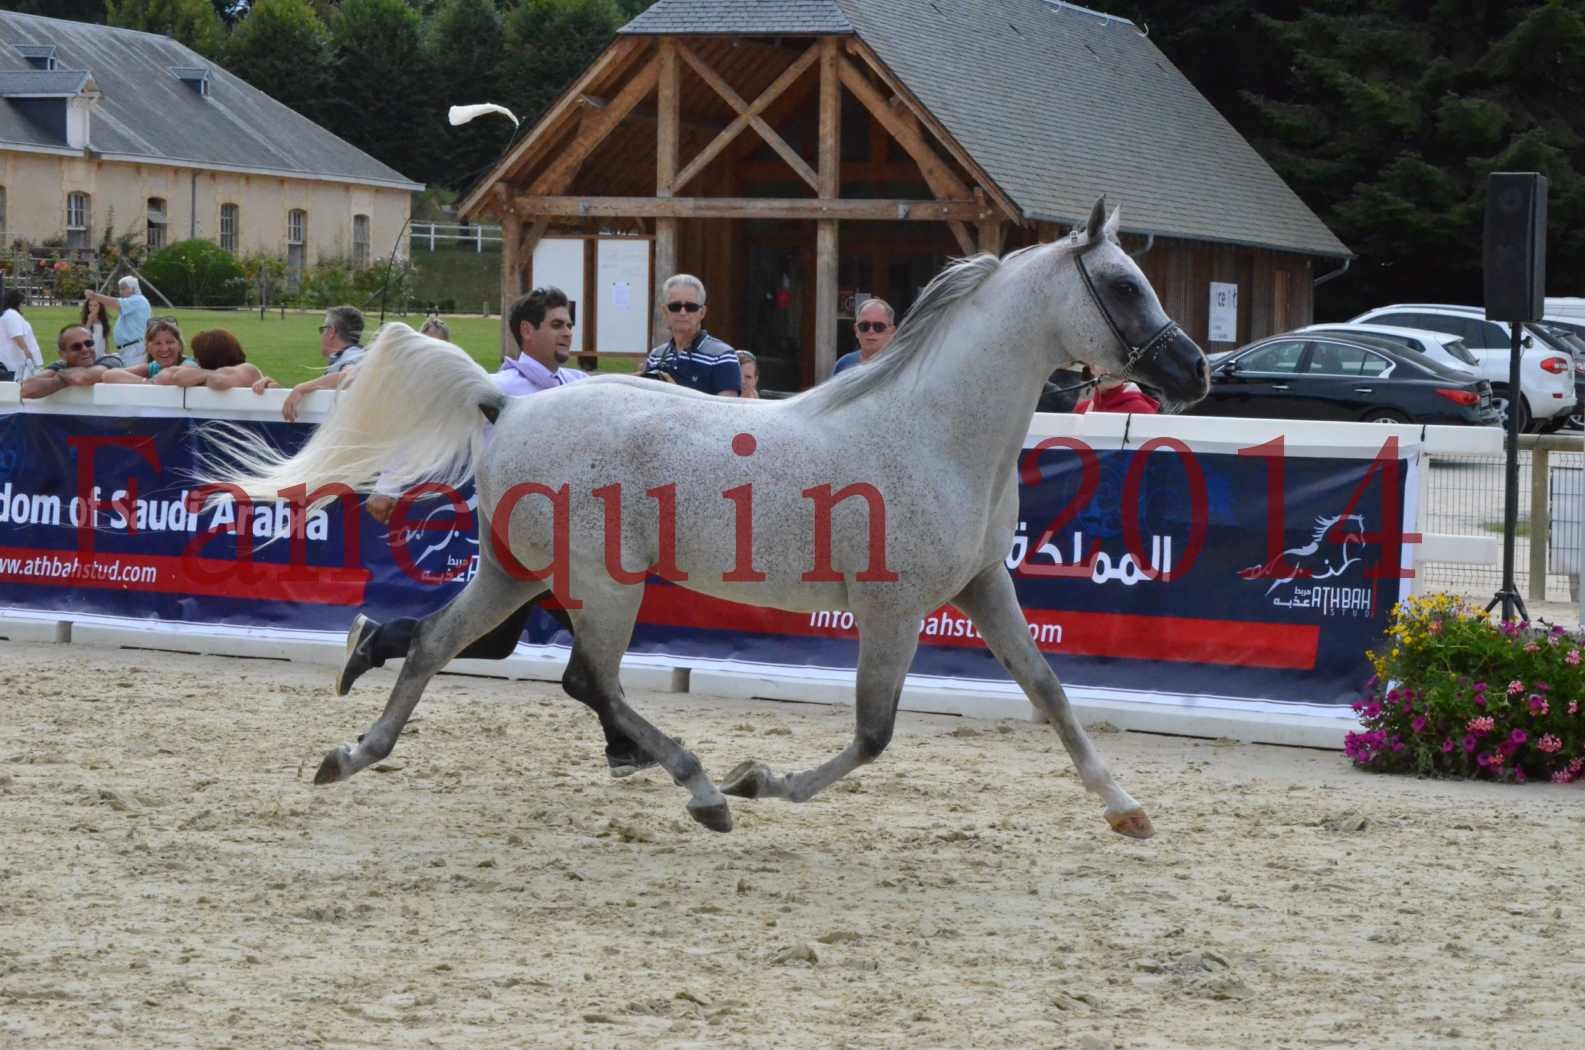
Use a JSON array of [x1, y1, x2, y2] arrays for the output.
[[722, 616, 918, 803], [315, 563, 537, 784], [949, 562, 1152, 838]]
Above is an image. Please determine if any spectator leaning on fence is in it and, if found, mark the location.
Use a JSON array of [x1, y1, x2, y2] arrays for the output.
[[101, 318, 189, 385], [644, 274, 741, 396], [279, 305, 367, 422], [20, 325, 123, 398], [0, 289, 44, 381], [86, 276, 152, 367]]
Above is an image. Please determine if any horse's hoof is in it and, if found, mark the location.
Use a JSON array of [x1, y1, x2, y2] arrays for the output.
[[1106, 807, 1155, 839], [720, 760, 773, 799], [313, 746, 350, 786], [687, 798, 734, 833]]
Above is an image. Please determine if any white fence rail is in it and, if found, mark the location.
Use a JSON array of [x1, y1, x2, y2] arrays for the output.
[[409, 223, 502, 253]]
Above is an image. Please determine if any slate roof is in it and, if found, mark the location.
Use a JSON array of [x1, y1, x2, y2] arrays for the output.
[[618, 0, 1347, 257], [0, 70, 91, 97], [621, 0, 853, 36], [0, 11, 421, 191]]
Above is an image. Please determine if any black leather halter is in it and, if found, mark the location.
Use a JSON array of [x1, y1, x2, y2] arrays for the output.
[[1075, 248, 1182, 377]]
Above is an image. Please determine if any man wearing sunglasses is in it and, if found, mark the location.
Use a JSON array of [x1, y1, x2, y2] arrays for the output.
[[642, 274, 741, 395], [832, 298, 896, 376], [20, 325, 124, 399]]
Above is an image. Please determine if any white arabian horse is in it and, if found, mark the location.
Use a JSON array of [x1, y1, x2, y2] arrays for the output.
[[209, 198, 1208, 838]]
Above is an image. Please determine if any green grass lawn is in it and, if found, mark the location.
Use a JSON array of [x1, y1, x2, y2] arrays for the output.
[[25, 306, 637, 385]]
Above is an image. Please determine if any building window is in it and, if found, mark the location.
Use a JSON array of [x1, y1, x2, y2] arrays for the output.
[[146, 197, 167, 252], [66, 192, 90, 249], [287, 208, 307, 287], [220, 203, 238, 253], [352, 214, 370, 268]]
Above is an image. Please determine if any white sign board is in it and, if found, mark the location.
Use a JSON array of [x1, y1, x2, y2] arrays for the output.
[[531, 238, 585, 346], [596, 238, 651, 356], [1209, 282, 1239, 343]]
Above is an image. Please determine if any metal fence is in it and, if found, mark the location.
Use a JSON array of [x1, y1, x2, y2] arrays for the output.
[[1420, 433, 1584, 609]]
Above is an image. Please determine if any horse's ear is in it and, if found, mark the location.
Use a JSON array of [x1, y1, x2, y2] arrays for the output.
[[1103, 202, 1121, 240], [1085, 196, 1108, 248]]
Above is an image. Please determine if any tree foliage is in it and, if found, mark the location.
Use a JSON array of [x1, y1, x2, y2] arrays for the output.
[[322, 0, 430, 183], [1100, 0, 1585, 316], [222, 0, 333, 127], [106, 0, 227, 57]]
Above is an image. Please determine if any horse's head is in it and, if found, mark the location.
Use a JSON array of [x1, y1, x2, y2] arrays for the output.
[[1050, 198, 1209, 407]]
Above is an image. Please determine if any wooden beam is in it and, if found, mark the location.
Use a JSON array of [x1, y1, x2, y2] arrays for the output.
[[837, 56, 968, 201], [818, 38, 840, 200], [677, 42, 818, 192], [815, 40, 840, 381], [499, 211, 520, 362], [672, 43, 820, 194], [458, 38, 643, 219], [978, 220, 1006, 256], [653, 218, 676, 345], [530, 57, 659, 196], [842, 39, 1022, 224], [816, 220, 838, 379], [513, 195, 987, 221], [657, 39, 678, 196]]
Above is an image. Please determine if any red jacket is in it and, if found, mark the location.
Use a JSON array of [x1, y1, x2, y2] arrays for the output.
[[1075, 383, 1161, 415]]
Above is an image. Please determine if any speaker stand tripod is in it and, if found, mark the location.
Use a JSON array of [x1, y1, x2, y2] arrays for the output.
[[1485, 321, 1530, 623]]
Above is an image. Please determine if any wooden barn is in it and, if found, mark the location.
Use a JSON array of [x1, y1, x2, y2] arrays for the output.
[[457, 0, 1350, 392]]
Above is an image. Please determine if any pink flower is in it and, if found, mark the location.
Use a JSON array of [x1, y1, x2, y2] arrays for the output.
[[1441, 739, 1455, 753], [1463, 734, 1478, 752], [1515, 768, 1528, 784], [1551, 770, 1573, 784], [1477, 752, 1495, 767], [1467, 716, 1495, 734], [1538, 735, 1563, 754], [1529, 695, 1550, 716], [1568, 649, 1582, 666], [1412, 715, 1427, 733], [1525, 642, 1541, 654], [1510, 729, 1528, 745], [1508, 680, 1525, 696], [1570, 701, 1580, 716]]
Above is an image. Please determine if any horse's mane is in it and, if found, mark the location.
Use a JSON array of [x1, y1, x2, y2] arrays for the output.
[[792, 241, 1051, 416]]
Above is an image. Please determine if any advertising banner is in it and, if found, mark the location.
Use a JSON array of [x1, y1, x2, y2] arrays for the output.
[[0, 412, 1416, 708]]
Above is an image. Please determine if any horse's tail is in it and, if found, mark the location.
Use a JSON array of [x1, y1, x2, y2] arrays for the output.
[[200, 322, 505, 509]]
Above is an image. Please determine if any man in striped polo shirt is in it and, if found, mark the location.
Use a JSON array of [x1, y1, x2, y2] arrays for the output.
[[643, 274, 742, 396]]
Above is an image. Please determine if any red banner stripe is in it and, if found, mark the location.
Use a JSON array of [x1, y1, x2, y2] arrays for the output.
[[637, 586, 1317, 670]]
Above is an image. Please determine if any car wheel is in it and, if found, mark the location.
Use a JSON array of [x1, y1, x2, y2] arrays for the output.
[[1491, 388, 1531, 433], [1362, 410, 1408, 425]]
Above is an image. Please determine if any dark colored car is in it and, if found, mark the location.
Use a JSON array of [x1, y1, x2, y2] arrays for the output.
[[1191, 333, 1500, 426]]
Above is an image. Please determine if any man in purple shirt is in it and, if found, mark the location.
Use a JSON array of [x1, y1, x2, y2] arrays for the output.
[[338, 288, 654, 777]]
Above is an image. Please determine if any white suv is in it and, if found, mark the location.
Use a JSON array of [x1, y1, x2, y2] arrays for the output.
[[1351, 305, 1578, 432]]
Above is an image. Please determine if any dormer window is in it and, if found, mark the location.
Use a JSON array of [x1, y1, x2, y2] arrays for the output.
[[169, 67, 210, 97], [17, 46, 57, 72]]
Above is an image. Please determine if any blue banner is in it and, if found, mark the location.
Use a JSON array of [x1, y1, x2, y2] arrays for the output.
[[0, 412, 1410, 706]]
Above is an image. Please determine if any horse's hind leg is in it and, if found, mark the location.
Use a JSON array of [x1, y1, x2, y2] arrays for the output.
[[721, 616, 918, 803], [949, 563, 1152, 839], [561, 583, 734, 832], [314, 561, 540, 785]]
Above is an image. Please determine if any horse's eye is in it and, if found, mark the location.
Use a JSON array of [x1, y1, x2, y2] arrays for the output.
[[1114, 280, 1140, 298]]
